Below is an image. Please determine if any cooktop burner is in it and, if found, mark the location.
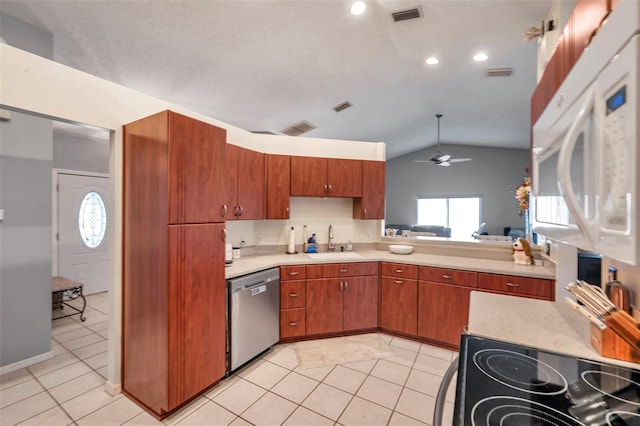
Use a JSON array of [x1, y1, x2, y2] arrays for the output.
[[454, 336, 640, 426], [474, 349, 568, 395]]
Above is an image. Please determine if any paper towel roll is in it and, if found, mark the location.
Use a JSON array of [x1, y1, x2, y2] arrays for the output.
[[287, 226, 295, 254]]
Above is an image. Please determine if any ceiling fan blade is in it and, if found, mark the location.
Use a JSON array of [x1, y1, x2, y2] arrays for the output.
[[449, 158, 472, 163], [438, 153, 451, 162], [438, 161, 451, 167], [412, 160, 432, 163]]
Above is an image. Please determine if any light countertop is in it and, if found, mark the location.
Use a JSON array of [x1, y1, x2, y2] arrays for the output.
[[468, 291, 640, 368], [225, 249, 555, 280]]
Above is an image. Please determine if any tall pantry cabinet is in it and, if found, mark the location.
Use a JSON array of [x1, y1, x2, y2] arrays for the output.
[[123, 111, 227, 418]]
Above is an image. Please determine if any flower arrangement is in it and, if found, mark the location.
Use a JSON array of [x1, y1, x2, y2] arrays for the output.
[[515, 170, 531, 215]]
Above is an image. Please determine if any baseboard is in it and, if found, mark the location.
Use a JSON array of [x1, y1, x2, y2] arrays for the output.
[[105, 380, 121, 396], [0, 350, 54, 375]]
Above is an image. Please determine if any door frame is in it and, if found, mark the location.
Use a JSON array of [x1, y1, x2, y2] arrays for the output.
[[52, 168, 110, 277]]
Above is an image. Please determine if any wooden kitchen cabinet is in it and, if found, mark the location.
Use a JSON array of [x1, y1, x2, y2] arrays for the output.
[[224, 144, 265, 220], [280, 265, 307, 339], [290, 156, 362, 198], [265, 154, 291, 219], [380, 263, 418, 336], [353, 160, 385, 220], [305, 262, 378, 335], [123, 111, 227, 417], [417, 266, 477, 349], [478, 273, 554, 301]]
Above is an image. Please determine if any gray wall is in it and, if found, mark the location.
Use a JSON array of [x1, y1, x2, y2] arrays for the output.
[[386, 144, 530, 236], [0, 112, 54, 367], [53, 130, 109, 173], [1, 12, 54, 369]]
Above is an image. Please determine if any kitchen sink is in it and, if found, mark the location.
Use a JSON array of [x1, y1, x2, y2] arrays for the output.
[[306, 252, 364, 260]]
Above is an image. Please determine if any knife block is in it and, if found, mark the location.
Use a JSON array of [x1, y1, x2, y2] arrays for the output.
[[590, 323, 640, 363]]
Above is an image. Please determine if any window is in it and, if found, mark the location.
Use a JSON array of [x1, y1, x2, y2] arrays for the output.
[[417, 196, 481, 239], [78, 191, 107, 248]]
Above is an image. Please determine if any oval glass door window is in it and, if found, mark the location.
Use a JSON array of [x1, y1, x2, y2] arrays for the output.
[[78, 191, 107, 248]]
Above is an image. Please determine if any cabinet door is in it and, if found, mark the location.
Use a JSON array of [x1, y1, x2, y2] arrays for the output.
[[168, 223, 226, 408], [306, 279, 343, 334], [380, 276, 417, 335], [571, 0, 609, 64], [237, 147, 265, 220], [168, 111, 227, 224], [265, 154, 290, 219], [280, 308, 306, 339], [224, 143, 240, 220], [343, 276, 379, 331], [418, 281, 472, 348], [290, 156, 328, 196], [327, 159, 362, 197], [354, 160, 385, 219]]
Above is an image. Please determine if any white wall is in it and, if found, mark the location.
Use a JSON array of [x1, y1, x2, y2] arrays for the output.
[[53, 130, 110, 174]]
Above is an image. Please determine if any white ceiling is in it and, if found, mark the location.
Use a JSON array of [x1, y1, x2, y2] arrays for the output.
[[0, 0, 551, 159]]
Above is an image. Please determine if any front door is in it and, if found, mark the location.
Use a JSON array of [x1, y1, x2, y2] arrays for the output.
[[57, 172, 110, 295]]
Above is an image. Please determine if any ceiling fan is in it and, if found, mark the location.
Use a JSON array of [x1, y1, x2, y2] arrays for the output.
[[413, 113, 472, 167]]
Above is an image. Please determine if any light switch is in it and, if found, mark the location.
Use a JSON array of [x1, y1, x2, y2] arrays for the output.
[[0, 209, 4, 221]]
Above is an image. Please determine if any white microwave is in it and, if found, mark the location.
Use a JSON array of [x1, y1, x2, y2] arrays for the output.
[[532, 0, 639, 265]]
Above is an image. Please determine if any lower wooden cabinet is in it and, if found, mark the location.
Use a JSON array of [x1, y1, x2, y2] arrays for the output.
[[380, 276, 417, 336], [417, 281, 473, 347], [478, 273, 554, 300], [306, 276, 379, 335], [280, 308, 306, 338]]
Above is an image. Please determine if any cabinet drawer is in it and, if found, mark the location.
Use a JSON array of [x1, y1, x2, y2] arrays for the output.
[[280, 308, 306, 338], [419, 267, 477, 287], [381, 262, 418, 279], [306, 262, 378, 278], [280, 281, 306, 309], [478, 273, 554, 300], [280, 265, 306, 281]]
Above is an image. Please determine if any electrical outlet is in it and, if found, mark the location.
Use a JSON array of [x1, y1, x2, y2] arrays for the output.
[[256, 233, 264, 244]]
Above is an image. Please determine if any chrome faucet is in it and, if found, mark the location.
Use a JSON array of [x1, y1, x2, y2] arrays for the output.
[[328, 224, 336, 251]]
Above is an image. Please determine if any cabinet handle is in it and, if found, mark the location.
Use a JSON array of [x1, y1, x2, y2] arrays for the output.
[[288, 271, 299, 276], [506, 282, 520, 288], [286, 206, 290, 213], [222, 204, 228, 218], [340, 282, 344, 291], [237, 206, 243, 216], [324, 184, 328, 195], [441, 274, 453, 280], [328, 184, 332, 192], [394, 280, 404, 284], [289, 293, 299, 297], [395, 269, 404, 273], [339, 269, 348, 273], [222, 228, 227, 241], [344, 281, 348, 290], [363, 208, 367, 217], [289, 321, 299, 326]]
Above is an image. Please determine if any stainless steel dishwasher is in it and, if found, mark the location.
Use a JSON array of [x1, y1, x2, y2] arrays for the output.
[[227, 268, 280, 372]]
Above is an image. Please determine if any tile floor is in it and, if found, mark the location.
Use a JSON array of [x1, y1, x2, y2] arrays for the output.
[[0, 293, 458, 425]]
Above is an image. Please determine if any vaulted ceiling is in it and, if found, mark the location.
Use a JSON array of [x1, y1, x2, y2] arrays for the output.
[[0, 0, 551, 158]]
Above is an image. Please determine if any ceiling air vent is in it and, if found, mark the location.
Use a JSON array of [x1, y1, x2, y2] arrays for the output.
[[391, 7, 422, 22], [281, 120, 317, 137], [251, 130, 278, 135], [487, 67, 513, 77], [333, 101, 352, 112]]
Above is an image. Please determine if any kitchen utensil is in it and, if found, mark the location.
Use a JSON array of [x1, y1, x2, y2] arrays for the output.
[[605, 280, 632, 314], [567, 281, 640, 351], [564, 297, 606, 330]]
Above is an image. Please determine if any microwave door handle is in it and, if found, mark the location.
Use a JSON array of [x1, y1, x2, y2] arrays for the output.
[[557, 86, 594, 245]]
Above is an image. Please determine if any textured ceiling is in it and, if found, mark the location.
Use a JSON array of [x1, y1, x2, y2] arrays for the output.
[[0, 0, 551, 158]]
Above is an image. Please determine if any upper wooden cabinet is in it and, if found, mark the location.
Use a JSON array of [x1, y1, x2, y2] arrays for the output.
[[290, 156, 363, 198], [531, 0, 611, 127], [265, 154, 291, 219], [354, 160, 385, 220], [124, 110, 227, 224], [224, 144, 265, 220]]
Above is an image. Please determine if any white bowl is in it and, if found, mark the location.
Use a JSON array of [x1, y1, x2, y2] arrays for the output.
[[389, 244, 414, 255]]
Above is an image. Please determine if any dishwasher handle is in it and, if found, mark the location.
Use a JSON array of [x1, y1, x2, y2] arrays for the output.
[[433, 355, 459, 426]]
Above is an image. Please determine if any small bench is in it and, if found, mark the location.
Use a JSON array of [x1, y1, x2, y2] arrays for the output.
[[52, 276, 86, 322]]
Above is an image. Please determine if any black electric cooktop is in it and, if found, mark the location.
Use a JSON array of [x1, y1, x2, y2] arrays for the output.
[[454, 335, 640, 426]]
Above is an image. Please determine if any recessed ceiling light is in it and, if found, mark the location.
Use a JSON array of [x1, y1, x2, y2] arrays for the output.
[[351, 1, 366, 15], [425, 57, 439, 65], [473, 52, 489, 62]]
